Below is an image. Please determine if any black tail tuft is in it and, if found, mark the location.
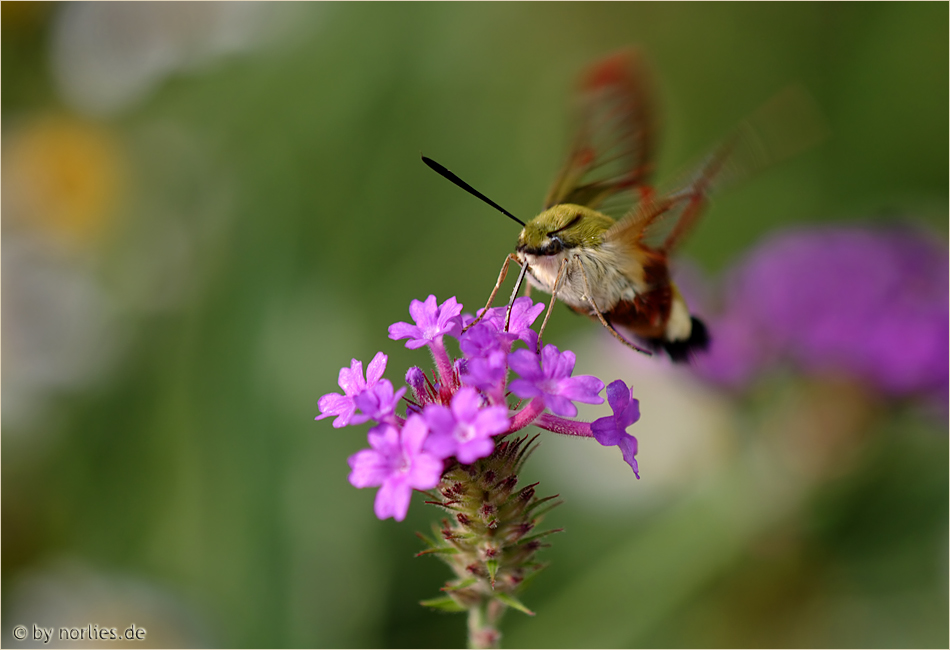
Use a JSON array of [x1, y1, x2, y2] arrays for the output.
[[660, 317, 710, 363]]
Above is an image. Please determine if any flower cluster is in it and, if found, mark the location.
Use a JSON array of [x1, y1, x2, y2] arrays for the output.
[[316, 295, 641, 521]]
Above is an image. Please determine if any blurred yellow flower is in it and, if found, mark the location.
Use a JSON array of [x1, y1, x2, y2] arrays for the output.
[[4, 115, 124, 246]]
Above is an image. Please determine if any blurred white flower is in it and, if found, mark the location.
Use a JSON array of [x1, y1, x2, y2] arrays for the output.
[[534, 331, 736, 513], [50, 2, 284, 116], [2, 236, 126, 433]]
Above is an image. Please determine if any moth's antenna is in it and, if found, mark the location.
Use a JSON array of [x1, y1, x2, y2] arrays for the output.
[[422, 155, 526, 227]]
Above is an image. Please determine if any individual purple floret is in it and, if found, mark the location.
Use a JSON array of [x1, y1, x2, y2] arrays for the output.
[[461, 350, 508, 393], [347, 416, 444, 522], [459, 322, 504, 359], [508, 344, 605, 417], [389, 295, 463, 349], [458, 323, 509, 392], [351, 380, 407, 426], [316, 352, 389, 428], [474, 296, 547, 344], [423, 387, 510, 464], [591, 380, 641, 478]]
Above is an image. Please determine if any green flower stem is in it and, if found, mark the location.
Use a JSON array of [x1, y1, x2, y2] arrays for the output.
[[468, 599, 504, 649]]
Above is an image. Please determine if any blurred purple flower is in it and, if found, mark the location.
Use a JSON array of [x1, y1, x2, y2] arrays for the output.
[[316, 351, 388, 428], [347, 416, 444, 521], [423, 387, 510, 463], [389, 295, 463, 349], [693, 226, 949, 402], [509, 344, 605, 417], [591, 380, 641, 477]]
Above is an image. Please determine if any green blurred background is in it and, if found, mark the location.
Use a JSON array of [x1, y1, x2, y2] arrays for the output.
[[2, 3, 947, 647]]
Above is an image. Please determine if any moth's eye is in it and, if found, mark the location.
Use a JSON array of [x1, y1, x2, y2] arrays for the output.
[[545, 236, 564, 254]]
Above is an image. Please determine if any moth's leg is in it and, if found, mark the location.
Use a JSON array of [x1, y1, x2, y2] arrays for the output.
[[578, 261, 653, 356], [534, 259, 568, 353], [504, 260, 531, 332], [463, 253, 518, 333]]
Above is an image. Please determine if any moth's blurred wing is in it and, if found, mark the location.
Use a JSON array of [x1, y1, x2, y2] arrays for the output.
[[607, 84, 827, 252], [544, 49, 658, 212]]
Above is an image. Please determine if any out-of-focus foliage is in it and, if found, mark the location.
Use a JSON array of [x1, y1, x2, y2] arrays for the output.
[[3, 3, 946, 648]]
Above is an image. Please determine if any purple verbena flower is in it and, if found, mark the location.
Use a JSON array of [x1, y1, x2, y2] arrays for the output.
[[316, 352, 388, 428], [319, 293, 643, 534], [509, 344, 605, 417], [591, 380, 641, 477], [389, 295, 463, 349], [351, 380, 407, 425], [423, 387, 510, 464], [347, 416, 444, 521]]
